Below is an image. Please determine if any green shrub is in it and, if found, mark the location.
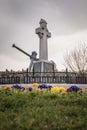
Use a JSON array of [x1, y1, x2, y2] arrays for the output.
[[0, 92, 87, 130]]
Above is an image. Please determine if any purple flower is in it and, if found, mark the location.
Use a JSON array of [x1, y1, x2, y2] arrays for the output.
[[12, 84, 22, 89], [38, 84, 52, 90], [67, 85, 82, 92], [38, 84, 47, 89], [29, 87, 32, 91]]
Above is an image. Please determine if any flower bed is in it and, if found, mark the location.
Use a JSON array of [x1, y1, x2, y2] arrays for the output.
[[0, 85, 87, 130], [0, 83, 83, 95]]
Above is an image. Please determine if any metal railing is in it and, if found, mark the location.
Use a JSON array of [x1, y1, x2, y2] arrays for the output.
[[0, 72, 87, 84]]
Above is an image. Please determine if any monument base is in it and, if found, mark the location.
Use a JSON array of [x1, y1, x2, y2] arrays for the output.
[[32, 60, 55, 76]]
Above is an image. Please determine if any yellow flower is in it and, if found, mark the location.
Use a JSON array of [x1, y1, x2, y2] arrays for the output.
[[51, 87, 67, 94], [13, 89, 18, 94], [59, 87, 66, 92], [15, 90, 18, 94], [0, 86, 2, 91], [85, 88, 87, 92], [25, 86, 29, 90], [32, 83, 39, 87], [51, 87, 60, 93], [4, 86, 11, 90]]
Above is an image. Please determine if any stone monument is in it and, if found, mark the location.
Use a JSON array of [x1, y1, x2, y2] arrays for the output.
[[32, 19, 56, 75], [36, 19, 51, 60], [12, 19, 56, 75]]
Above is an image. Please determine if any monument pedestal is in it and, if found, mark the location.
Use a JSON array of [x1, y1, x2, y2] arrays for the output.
[[32, 19, 56, 76], [33, 60, 55, 76]]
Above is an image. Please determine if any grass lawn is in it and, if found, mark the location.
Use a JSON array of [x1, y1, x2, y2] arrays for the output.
[[0, 91, 87, 130]]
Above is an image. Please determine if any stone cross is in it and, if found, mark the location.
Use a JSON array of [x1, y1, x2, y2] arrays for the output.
[[36, 19, 51, 60]]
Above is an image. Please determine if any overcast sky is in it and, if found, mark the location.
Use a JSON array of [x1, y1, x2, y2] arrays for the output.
[[0, 0, 87, 71]]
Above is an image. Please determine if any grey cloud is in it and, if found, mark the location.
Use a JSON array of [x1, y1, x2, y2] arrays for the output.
[[53, 0, 87, 30], [0, 0, 87, 70]]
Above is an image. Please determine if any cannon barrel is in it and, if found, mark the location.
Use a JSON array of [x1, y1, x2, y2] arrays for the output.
[[12, 44, 32, 58]]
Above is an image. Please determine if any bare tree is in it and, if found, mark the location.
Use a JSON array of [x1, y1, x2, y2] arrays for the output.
[[64, 43, 87, 76]]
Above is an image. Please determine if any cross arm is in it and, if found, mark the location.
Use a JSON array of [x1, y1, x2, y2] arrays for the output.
[[35, 28, 43, 38], [47, 31, 51, 38]]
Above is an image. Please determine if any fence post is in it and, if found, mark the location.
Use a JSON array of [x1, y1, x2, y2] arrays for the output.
[[66, 68, 69, 84]]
